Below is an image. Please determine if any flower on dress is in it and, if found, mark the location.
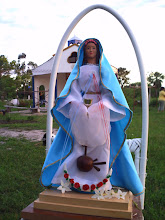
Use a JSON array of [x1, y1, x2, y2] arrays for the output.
[[70, 179, 74, 184], [103, 178, 108, 183], [115, 189, 127, 200], [92, 189, 105, 200], [74, 182, 80, 189], [83, 184, 89, 191], [97, 182, 103, 188], [64, 173, 69, 179], [91, 184, 96, 191], [104, 189, 116, 199], [57, 180, 71, 194]]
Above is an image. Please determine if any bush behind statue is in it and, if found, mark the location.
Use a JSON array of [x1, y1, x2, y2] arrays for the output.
[[18, 99, 33, 107]]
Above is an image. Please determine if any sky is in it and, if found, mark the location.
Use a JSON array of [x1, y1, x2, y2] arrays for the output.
[[0, 0, 165, 85]]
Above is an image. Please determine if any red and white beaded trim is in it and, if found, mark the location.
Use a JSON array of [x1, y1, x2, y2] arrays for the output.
[[63, 167, 112, 192]]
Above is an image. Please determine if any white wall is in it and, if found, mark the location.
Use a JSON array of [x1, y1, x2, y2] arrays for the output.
[[57, 73, 68, 97], [34, 73, 70, 107], [58, 45, 78, 73]]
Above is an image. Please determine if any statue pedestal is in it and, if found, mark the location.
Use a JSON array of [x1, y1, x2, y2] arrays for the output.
[[21, 189, 143, 220]]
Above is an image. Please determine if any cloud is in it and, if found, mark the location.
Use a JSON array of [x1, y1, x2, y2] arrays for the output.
[[0, 18, 14, 25], [0, 0, 164, 84]]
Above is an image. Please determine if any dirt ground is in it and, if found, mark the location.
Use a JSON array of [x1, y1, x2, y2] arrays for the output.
[[0, 109, 58, 142], [0, 128, 58, 142]]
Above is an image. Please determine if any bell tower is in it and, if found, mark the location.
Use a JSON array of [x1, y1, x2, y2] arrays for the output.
[[68, 35, 82, 46]]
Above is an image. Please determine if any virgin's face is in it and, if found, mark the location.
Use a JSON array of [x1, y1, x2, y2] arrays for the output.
[[84, 43, 97, 61]]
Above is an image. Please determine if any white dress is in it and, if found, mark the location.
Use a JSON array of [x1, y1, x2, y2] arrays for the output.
[[51, 64, 126, 191]]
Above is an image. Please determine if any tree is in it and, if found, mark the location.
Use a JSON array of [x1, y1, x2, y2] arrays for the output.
[[118, 67, 130, 88], [0, 56, 18, 99], [27, 61, 37, 70], [0, 75, 17, 99], [0, 55, 23, 79], [130, 82, 141, 87], [147, 72, 164, 89], [15, 60, 37, 98], [0, 54, 37, 100], [147, 72, 164, 98], [0, 55, 11, 78]]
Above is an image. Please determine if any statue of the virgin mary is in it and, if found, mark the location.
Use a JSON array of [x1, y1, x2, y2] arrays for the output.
[[40, 38, 144, 196]]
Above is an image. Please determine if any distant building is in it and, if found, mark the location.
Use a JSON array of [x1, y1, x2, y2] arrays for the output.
[[32, 36, 118, 108]]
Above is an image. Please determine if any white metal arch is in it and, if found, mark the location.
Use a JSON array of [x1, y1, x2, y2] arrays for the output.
[[46, 4, 149, 209]]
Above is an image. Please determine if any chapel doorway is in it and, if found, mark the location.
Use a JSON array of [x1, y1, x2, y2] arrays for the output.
[[39, 85, 45, 107]]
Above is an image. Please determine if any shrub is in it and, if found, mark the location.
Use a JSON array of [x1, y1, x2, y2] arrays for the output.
[[27, 116, 34, 121], [5, 116, 11, 122], [149, 98, 158, 107], [18, 99, 33, 107]]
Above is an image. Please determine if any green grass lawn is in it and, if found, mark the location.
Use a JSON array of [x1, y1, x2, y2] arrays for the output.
[[0, 106, 164, 220], [127, 107, 165, 219], [142, 108, 165, 219], [0, 137, 45, 220], [0, 112, 58, 130]]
